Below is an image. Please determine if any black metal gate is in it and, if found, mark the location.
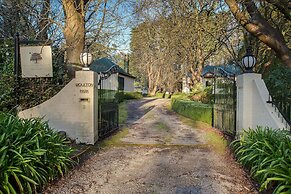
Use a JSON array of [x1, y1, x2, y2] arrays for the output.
[[213, 76, 237, 137], [98, 77, 119, 138]]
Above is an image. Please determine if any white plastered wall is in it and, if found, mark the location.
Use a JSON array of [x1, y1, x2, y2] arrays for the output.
[[119, 74, 134, 92], [101, 73, 118, 90], [236, 73, 287, 135], [18, 71, 99, 144]]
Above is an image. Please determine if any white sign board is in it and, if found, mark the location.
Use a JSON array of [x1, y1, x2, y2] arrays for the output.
[[20, 46, 53, 77]]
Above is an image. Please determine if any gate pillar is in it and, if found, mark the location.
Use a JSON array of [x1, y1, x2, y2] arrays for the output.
[[236, 73, 285, 135], [74, 71, 99, 144]]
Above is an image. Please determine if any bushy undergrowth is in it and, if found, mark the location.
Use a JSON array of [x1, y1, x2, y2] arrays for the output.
[[188, 86, 214, 104], [171, 99, 212, 125], [0, 112, 74, 194], [115, 91, 143, 103], [231, 127, 291, 193]]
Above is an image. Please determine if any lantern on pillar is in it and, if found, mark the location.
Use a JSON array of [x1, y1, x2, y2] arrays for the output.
[[241, 48, 256, 73], [80, 45, 93, 70]]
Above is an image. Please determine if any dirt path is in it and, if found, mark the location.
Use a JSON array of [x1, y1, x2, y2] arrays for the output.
[[45, 98, 256, 194]]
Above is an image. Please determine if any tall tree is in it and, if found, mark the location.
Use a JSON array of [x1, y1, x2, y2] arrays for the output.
[[131, 0, 236, 93], [62, 0, 88, 68], [38, 0, 50, 40], [225, 0, 291, 67]]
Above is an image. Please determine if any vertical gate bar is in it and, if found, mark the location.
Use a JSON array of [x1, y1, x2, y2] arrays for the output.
[[14, 32, 20, 107], [233, 77, 237, 136], [212, 77, 216, 128]]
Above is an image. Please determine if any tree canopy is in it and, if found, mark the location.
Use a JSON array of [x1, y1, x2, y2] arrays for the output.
[[0, 0, 290, 93]]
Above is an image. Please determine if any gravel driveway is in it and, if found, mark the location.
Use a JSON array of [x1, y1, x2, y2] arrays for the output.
[[44, 98, 257, 194]]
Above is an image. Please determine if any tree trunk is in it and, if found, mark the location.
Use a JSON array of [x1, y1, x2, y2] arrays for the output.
[[148, 85, 158, 96], [62, 0, 85, 67], [39, 0, 50, 40], [225, 0, 291, 67]]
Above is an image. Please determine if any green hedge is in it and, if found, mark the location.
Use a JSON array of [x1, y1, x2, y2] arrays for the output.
[[231, 127, 291, 193], [115, 91, 143, 103], [171, 99, 212, 125], [0, 112, 74, 194]]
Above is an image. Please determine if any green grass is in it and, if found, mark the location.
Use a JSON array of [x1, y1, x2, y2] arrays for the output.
[[204, 130, 227, 154], [119, 101, 128, 124], [153, 92, 189, 99], [171, 99, 212, 125], [155, 121, 171, 132], [231, 127, 291, 193], [154, 121, 172, 143], [116, 91, 143, 102], [179, 115, 227, 154], [100, 128, 129, 147], [153, 92, 167, 98]]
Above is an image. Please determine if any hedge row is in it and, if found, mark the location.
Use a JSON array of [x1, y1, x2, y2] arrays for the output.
[[115, 91, 143, 103], [171, 99, 212, 125]]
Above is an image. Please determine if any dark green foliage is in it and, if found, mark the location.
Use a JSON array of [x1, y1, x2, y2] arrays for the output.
[[171, 99, 212, 125], [0, 40, 15, 111], [0, 112, 74, 194], [188, 86, 214, 104], [115, 92, 143, 103], [264, 63, 291, 99], [231, 127, 291, 193], [0, 39, 69, 112]]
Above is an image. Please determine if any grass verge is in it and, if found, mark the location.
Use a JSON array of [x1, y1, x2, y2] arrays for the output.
[[119, 101, 128, 125], [171, 99, 212, 125], [178, 115, 227, 154], [100, 128, 129, 147]]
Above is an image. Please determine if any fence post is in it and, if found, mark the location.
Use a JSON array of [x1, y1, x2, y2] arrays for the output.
[[233, 76, 237, 135], [14, 32, 20, 107]]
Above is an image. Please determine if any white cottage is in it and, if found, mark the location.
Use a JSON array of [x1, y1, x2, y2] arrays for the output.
[[89, 57, 135, 92]]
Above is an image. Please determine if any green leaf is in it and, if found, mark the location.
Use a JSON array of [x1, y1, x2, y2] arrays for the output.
[[20, 175, 38, 185], [7, 182, 17, 194], [11, 171, 24, 193]]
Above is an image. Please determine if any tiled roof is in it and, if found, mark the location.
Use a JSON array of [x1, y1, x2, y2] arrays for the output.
[[202, 64, 242, 78], [89, 57, 135, 78]]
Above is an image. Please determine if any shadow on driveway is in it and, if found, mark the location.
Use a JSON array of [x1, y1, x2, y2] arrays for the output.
[[126, 97, 158, 124]]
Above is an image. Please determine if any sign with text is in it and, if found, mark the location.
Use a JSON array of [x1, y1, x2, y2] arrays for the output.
[[20, 46, 53, 77]]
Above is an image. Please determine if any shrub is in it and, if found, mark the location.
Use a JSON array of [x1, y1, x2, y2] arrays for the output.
[[115, 91, 142, 103], [188, 86, 214, 104], [264, 62, 291, 99], [0, 112, 74, 194], [153, 92, 166, 98], [231, 127, 291, 193], [171, 99, 212, 125]]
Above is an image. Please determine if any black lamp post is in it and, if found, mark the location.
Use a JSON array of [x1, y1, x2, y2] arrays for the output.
[[241, 48, 256, 73], [80, 44, 92, 70]]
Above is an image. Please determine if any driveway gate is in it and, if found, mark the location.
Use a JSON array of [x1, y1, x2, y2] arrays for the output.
[[213, 76, 237, 137], [98, 73, 119, 138]]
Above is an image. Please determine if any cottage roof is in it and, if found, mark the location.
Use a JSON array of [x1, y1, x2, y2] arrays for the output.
[[202, 64, 242, 78], [89, 57, 135, 79]]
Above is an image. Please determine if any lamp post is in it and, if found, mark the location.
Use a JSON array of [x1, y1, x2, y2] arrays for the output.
[[241, 48, 256, 73], [80, 44, 92, 70]]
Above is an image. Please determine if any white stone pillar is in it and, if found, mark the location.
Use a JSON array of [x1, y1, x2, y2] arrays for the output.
[[236, 73, 286, 135], [75, 71, 99, 144]]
